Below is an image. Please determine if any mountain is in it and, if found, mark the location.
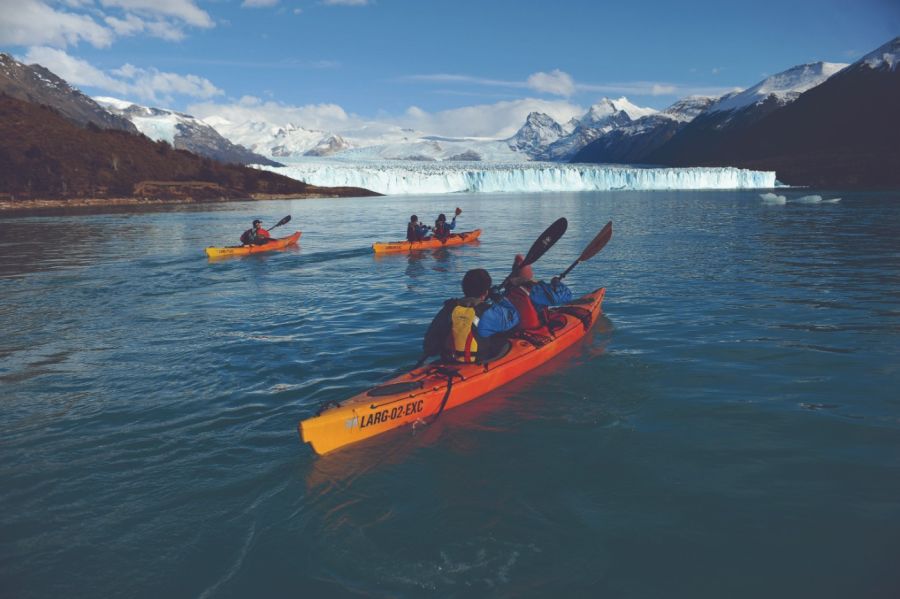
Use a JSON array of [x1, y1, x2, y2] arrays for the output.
[[539, 97, 656, 161], [571, 96, 716, 163], [203, 118, 350, 160], [303, 133, 352, 157], [0, 93, 377, 202], [0, 53, 137, 134], [506, 112, 570, 158], [645, 61, 847, 166], [646, 37, 900, 187], [94, 97, 280, 167]]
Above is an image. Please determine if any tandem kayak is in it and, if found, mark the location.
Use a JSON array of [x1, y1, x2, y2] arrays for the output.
[[372, 229, 481, 253], [205, 231, 301, 258], [298, 287, 605, 455]]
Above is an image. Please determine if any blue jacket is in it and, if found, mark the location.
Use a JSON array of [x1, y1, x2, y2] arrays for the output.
[[476, 280, 573, 338]]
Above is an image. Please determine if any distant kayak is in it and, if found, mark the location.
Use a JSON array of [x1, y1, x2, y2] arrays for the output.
[[372, 229, 481, 253], [298, 287, 605, 455], [205, 231, 301, 258]]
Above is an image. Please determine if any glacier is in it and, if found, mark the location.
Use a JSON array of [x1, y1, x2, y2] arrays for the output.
[[263, 160, 777, 195]]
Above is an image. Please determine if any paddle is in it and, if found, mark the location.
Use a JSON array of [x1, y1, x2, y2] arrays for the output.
[[497, 217, 568, 291], [558, 220, 612, 280], [267, 215, 291, 231]]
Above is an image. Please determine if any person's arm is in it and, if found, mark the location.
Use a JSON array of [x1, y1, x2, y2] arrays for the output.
[[448, 216, 456, 231], [476, 297, 520, 337], [530, 280, 573, 307]]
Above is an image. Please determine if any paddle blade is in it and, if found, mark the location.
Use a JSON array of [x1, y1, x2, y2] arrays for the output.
[[455, 207, 462, 216], [270, 215, 291, 229], [522, 217, 567, 267], [578, 220, 612, 262]]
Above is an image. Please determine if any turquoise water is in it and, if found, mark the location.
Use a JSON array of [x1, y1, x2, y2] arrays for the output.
[[2, 190, 899, 598]]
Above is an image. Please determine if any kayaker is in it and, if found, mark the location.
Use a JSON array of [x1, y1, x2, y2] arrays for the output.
[[423, 268, 519, 364], [240, 219, 272, 246], [433, 207, 461, 241], [407, 215, 430, 242], [504, 254, 573, 330]]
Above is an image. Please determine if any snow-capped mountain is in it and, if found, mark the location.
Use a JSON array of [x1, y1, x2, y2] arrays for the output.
[[645, 60, 848, 166], [0, 53, 137, 134], [539, 97, 657, 161], [303, 134, 353, 157], [642, 36, 900, 187], [201, 118, 349, 160], [572, 96, 716, 163], [95, 98, 278, 166], [506, 112, 570, 157], [708, 61, 847, 116]]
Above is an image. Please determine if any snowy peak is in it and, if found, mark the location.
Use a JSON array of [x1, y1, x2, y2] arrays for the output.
[[710, 61, 847, 113], [661, 96, 717, 122], [857, 36, 900, 72], [580, 97, 657, 126], [507, 112, 567, 156], [95, 96, 278, 166], [304, 134, 352, 157]]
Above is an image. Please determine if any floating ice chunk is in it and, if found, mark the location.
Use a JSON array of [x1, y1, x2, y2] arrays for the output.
[[821, 197, 842, 203], [760, 192, 787, 204], [793, 194, 824, 203]]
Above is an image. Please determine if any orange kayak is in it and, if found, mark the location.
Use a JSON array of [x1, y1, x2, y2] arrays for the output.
[[298, 287, 605, 454], [205, 231, 301, 258], [372, 229, 481, 253]]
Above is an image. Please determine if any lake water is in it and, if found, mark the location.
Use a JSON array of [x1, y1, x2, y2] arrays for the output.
[[2, 190, 899, 598]]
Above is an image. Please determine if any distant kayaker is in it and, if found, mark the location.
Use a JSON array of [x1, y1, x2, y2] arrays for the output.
[[422, 268, 519, 364], [240, 219, 272, 246], [433, 208, 460, 241], [407, 215, 430, 242], [504, 254, 572, 331]]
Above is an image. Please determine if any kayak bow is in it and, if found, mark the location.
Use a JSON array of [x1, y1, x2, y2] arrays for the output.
[[372, 229, 481, 254], [298, 287, 605, 454], [205, 231, 301, 258]]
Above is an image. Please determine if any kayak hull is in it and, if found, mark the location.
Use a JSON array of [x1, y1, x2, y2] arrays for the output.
[[298, 287, 605, 455], [372, 229, 481, 253], [205, 231, 301, 258]]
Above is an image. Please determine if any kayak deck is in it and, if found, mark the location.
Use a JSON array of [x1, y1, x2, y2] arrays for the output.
[[298, 287, 605, 454], [205, 231, 301, 258], [372, 229, 481, 253]]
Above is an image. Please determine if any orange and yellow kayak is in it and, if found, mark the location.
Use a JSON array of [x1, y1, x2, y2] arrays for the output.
[[298, 287, 605, 454], [205, 231, 301, 258], [372, 229, 481, 254]]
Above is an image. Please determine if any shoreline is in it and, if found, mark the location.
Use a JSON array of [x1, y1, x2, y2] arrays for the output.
[[0, 192, 375, 213]]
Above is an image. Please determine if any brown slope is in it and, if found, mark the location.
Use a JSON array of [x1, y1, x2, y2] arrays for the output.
[[0, 94, 378, 203]]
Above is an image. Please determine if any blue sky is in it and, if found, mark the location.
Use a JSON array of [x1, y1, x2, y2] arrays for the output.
[[1, 0, 897, 136]]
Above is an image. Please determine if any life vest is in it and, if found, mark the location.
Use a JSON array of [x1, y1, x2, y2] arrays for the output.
[[449, 304, 480, 362], [506, 284, 542, 330], [407, 223, 422, 241], [434, 221, 450, 239]]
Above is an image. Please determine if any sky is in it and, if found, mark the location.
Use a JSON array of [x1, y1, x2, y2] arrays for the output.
[[1, 0, 898, 138]]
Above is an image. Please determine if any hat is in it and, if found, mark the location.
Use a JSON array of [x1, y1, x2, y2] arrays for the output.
[[252, 219, 262, 226], [511, 254, 534, 282]]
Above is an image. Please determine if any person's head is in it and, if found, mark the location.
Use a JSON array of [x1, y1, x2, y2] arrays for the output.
[[437, 213, 446, 223], [511, 254, 534, 282], [462, 268, 492, 299], [410, 215, 418, 223], [252, 219, 262, 228]]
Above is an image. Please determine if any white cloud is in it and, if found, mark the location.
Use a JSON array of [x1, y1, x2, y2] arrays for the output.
[[526, 69, 576, 96], [189, 97, 351, 131], [242, 0, 279, 7], [23, 47, 223, 104], [99, 0, 213, 28], [0, 0, 114, 48]]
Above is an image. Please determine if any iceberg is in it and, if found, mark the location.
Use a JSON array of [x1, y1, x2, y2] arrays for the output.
[[760, 192, 787, 204], [264, 160, 777, 195]]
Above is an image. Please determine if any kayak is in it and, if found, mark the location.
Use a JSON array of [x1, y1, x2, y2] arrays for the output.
[[372, 229, 481, 253], [298, 287, 605, 454], [205, 231, 301, 258]]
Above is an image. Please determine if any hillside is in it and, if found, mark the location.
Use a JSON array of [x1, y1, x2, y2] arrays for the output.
[[0, 94, 378, 204]]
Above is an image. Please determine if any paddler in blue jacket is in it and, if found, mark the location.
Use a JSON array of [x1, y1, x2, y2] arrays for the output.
[[422, 263, 572, 364]]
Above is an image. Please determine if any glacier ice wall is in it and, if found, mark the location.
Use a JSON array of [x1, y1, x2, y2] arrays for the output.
[[264, 161, 777, 195]]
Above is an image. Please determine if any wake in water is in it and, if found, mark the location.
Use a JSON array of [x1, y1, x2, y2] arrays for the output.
[[760, 193, 841, 204]]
